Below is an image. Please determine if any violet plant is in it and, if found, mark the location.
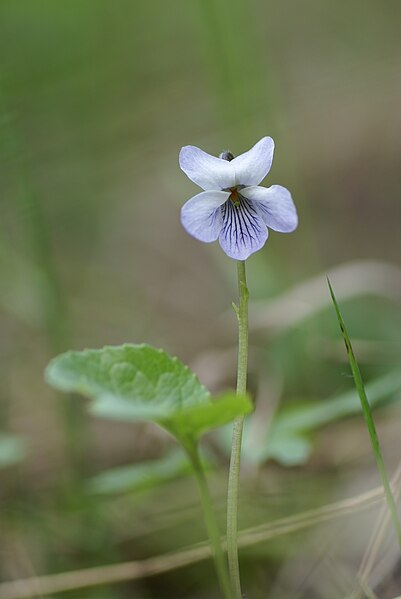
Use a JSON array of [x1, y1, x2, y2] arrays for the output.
[[180, 136, 298, 597], [45, 136, 297, 599]]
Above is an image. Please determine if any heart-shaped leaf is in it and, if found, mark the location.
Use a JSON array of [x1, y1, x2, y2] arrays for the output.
[[45, 344, 252, 450]]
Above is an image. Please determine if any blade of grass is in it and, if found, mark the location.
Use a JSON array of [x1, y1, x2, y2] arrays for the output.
[[327, 277, 401, 551]]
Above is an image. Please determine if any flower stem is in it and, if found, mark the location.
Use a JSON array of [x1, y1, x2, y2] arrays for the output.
[[186, 444, 233, 599], [227, 260, 249, 598]]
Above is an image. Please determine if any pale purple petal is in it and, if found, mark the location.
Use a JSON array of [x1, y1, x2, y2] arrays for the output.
[[181, 191, 229, 242], [218, 198, 268, 260], [231, 137, 274, 186], [241, 185, 298, 232], [179, 146, 235, 191]]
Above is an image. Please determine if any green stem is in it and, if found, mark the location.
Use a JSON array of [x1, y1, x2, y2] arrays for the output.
[[186, 444, 232, 599], [227, 260, 249, 598]]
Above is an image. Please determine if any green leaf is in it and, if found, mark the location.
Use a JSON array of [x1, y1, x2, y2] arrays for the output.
[[45, 344, 252, 449], [0, 433, 26, 468], [87, 449, 206, 495]]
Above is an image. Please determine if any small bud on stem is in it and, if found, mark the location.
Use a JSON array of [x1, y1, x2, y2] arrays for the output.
[[219, 150, 235, 162]]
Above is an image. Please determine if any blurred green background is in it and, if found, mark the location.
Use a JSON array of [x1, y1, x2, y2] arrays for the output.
[[1, 1, 401, 598]]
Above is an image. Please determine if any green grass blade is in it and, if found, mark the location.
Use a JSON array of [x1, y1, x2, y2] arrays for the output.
[[328, 278, 401, 551]]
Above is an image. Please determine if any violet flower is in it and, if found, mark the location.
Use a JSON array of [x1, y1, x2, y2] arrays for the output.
[[179, 137, 298, 260]]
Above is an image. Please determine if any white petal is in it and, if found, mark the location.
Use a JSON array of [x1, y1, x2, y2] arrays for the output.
[[181, 191, 230, 242], [231, 137, 274, 186], [218, 197, 268, 260], [179, 146, 235, 191], [241, 185, 298, 232]]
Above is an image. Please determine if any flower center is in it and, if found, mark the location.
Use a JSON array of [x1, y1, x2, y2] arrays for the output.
[[229, 187, 240, 207]]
